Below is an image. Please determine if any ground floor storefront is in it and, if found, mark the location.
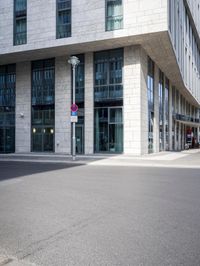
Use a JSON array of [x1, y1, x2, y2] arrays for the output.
[[0, 45, 199, 155]]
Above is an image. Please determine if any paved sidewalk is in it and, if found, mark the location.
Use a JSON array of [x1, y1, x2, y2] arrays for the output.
[[0, 254, 35, 266], [0, 149, 199, 168]]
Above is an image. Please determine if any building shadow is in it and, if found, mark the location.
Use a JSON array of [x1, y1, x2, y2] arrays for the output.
[[0, 161, 84, 182]]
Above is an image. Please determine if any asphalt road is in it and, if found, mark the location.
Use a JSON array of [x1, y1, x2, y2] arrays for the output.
[[0, 161, 200, 266]]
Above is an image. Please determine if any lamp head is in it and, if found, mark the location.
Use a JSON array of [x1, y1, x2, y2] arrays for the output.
[[68, 56, 80, 67]]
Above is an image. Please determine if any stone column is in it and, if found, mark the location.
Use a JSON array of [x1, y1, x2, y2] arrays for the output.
[[84, 52, 94, 154], [55, 57, 71, 154], [123, 46, 149, 155], [15, 62, 31, 153], [123, 46, 142, 155], [154, 65, 160, 153]]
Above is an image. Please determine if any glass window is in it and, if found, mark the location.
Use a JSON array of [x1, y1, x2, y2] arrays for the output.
[[0, 65, 16, 153], [94, 49, 123, 153], [32, 59, 55, 106], [95, 107, 123, 153], [14, 0, 27, 45], [165, 78, 169, 150], [106, 0, 123, 31], [56, 0, 71, 38], [94, 49, 123, 102], [31, 59, 55, 152], [109, 108, 122, 123], [159, 70, 164, 151], [147, 57, 154, 153]]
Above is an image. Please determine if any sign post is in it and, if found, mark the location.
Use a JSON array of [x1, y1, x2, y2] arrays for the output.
[[68, 56, 80, 161], [71, 106, 78, 123]]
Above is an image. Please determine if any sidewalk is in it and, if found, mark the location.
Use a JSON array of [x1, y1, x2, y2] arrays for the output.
[[0, 149, 200, 168], [0, 252, 35, 266]]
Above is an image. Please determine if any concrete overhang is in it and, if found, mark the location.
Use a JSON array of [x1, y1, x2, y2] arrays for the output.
[[176, 119, 200, 127], [0, 31, 199, 107]]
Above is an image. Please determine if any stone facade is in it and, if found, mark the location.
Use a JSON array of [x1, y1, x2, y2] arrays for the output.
[[0, 0, 200, 155], [55, 57, 71, 154], [84, 52, 94, 155], [15, 62, 31, 153]]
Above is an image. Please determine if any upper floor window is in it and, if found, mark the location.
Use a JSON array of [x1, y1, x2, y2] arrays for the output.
[[147, 57, 154, 110], [32, 59, 55, 106], [56, 0, 71, 39], [106, 0, 123, 31], [0, 65, 16, 107], [94, 49, 123, 102], [14, 0, 27, 45]]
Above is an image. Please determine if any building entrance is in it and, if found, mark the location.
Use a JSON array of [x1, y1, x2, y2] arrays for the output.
[[94, 107, 123, 153], [32, 127, 54, 152], [76, 124, 84, 154], [0, 127, 15, 153]]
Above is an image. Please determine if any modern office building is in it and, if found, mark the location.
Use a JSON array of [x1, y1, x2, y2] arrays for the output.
[[0, 0, 200, 155]]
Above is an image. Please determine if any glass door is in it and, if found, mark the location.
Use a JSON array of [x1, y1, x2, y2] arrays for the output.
[[32, 127, 54, 152], [94, 107, 123, 153], [0, 127, 15, 153], [76, 124, 84, 154]]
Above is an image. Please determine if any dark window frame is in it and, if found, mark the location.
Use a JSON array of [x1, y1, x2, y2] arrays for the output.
[[31, 59, 55, 153], [13, 0, 27, 46], [94, 48, 123, 104], [147, 57, 155, 153], [105, 0, 123, 31], [0, 64, 16, 153], [56, 0, 71, 39]]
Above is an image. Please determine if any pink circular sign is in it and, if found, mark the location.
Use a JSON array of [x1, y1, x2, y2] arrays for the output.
[[71, 104, 78, 112]]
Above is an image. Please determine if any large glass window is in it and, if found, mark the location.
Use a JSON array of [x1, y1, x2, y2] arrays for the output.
[[94, 49, 123, 153], [147, 57, 154, 153], [56, 0, 71, 38], [14, 0, 27, 45], [0, 65, 16, 153], [165, 78, 169, 150], [106, 0, 123, 31], [31, 59, 55, 152], [159, 70, 164, 151], [32, 59, 55, 106], [95, 107, 123, 152], [94, 49, 123, 103], [172, 86, 175, 150]]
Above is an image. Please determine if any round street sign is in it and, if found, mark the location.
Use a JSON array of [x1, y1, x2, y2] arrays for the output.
[[71, 104, 78, 112]]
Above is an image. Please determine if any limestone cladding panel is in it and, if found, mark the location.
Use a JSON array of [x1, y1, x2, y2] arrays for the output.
[[55, 57, 71, 154], [28, 0, 56, 43], [0, 0, 168, 54], [15, 62, 31, 153], [124, 46, 142, 155], [0, 0, 13, 48], [84, 52, 94, 155]]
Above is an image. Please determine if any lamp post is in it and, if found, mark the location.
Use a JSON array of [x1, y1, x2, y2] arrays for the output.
[[68, 56, 80, 161]]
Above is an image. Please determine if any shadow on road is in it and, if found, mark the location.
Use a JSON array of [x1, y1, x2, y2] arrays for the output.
[[0, 161, 84, 181]]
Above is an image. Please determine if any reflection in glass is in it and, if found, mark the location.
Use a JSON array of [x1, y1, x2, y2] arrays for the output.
[[95, 108, 123, 153], [31, 59, 55, 152], [148, 58, 154, 153]]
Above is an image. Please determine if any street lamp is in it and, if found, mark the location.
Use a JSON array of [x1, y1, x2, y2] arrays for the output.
[[68, 56, 80, 161]]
